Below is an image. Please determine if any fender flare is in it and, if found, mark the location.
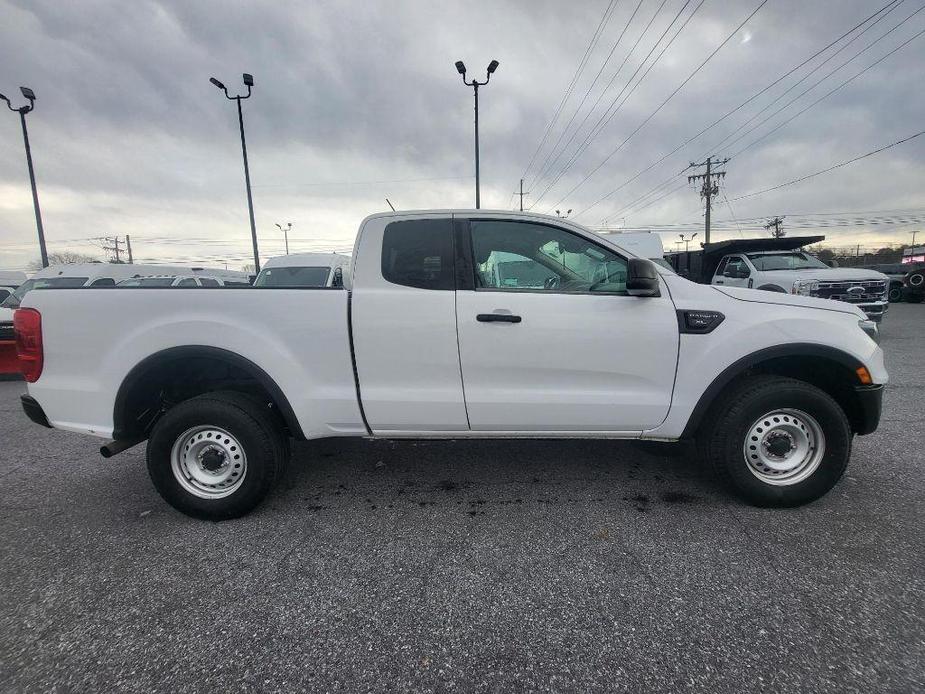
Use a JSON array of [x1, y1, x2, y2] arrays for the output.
[[112, 345, 305, 441], [680, 343, 866, 439], [756, 284, 787, 293]]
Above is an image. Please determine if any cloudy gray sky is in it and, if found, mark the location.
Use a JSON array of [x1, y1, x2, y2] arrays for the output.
[[1, 0, 923, 271]]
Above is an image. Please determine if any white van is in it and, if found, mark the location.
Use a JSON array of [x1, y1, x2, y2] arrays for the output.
[[1, 263, 249, 308], [596, 231, 672, 270], [253, 253, 351, 288]]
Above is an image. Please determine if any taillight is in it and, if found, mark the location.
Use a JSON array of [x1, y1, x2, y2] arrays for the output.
[[14, 308, 43, 383]]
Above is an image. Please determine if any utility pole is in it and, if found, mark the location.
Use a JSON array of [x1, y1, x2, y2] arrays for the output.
[[101, 236, 124, 263], [688, 156, 729, 245], [126, 234, 133, 263], [765, 216, 785, 238], [517, 179, 529, 212]]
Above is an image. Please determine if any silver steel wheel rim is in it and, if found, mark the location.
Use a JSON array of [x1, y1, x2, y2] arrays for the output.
[[743, 408, 825, 486], [170, 426, 247, 499], [910, 273, 923, 287]]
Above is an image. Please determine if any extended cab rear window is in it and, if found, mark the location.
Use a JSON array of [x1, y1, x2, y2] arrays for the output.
[[381, 219, 455, 290]]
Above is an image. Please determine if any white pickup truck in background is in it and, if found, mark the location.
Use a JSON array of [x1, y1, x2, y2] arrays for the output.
[[711, 250, 891, 322], [16, 211, 886, 519]]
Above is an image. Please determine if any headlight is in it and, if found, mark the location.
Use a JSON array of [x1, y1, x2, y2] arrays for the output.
[[792, 279, 819, 296], [858, 319, 879, 343]]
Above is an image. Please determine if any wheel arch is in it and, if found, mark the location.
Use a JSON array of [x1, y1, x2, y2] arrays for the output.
[[756, 284, 787, 292], [112, 345, 305, 441], [681, 344, 872, 438]]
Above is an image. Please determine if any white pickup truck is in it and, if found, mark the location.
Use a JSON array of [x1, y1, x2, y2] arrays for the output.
[[15, 211, 886, 519], [711, 250, 890, 322]]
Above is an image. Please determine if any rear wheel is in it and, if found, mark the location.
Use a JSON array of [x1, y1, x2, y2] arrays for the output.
[[146, 391, 289, 520], [888, 283, 903, 302], [699, 375, 851, 507]]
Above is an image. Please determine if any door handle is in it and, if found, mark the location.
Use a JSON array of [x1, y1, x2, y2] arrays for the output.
[[477, 313, 522, 323]]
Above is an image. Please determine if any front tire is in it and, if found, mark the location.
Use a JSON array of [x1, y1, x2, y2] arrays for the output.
[[146, 391, 289, 520], [699, 376, 851, 507]]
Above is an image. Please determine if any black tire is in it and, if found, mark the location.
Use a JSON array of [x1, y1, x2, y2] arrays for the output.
[[757, 284, 787, 293], [146, 391, 289, 520], [698, 375, 851, 507], [888, 284, 903, 303]]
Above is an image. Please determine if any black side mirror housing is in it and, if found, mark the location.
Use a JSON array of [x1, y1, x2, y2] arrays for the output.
[[331, 266, 344, 288], [626, 258, 660, 297]]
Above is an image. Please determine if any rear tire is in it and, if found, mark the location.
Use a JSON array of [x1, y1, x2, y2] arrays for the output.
[[698, 375, 851, 507], [888, 284, 903, 303], [146, 391, 289, 520]]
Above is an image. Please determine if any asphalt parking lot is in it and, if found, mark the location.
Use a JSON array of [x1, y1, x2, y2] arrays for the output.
[[1, 304, 922, 693]]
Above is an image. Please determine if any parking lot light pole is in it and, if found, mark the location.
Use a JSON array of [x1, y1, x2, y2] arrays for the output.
[[679, 232, 698, 252], [1, 87, 48, 268], [210, 73, 261, 272], [275, 222, 292, 255], [455, 59, 499, 209]]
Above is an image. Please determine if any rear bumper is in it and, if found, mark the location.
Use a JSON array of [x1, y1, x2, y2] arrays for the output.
[[20, 394, 52, 429], [853, 384, 883, 436]]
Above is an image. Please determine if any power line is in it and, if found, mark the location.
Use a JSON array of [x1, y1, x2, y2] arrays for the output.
[[518, 0, 619, 186], [730, 129, 925, 202], [528, 0, 652, 191], [729, 21, 925, 159], [586, 0, 905, 221], [551, 0, 770, 214], [705, 0, 909, 157], [719, 4, 925, 160], [532, 0, 701, 207]]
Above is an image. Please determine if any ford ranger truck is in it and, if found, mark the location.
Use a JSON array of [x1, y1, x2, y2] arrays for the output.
[[15, 211, 886, 519]]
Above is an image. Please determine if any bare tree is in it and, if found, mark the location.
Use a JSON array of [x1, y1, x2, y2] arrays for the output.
[[27, 251, 100, 271]]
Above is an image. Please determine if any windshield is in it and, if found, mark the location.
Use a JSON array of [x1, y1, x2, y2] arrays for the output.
[[118, 277, 176, 287], [255, 266, 331, 287], [746, 252, 828, 271], [1, 277, 90, 308]]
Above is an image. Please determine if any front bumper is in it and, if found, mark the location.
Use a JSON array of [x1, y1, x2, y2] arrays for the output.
[[20, 394, 52, 429], [853, 384, 883, 436]]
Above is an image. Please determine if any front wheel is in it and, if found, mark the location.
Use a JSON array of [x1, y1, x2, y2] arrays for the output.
[[699, 376, 851, 507], [888, 284, 903, 302], [146, 391, 290, 520]]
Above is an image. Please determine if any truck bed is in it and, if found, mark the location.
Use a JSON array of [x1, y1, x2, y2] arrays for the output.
[[24, 288, 366, 439]]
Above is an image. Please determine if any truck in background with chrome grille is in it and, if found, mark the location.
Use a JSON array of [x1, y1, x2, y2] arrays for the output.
[[667, 236, 891, 322]]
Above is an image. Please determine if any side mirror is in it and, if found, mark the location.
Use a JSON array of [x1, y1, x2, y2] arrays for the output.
[[626, 258, 660, 297]]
